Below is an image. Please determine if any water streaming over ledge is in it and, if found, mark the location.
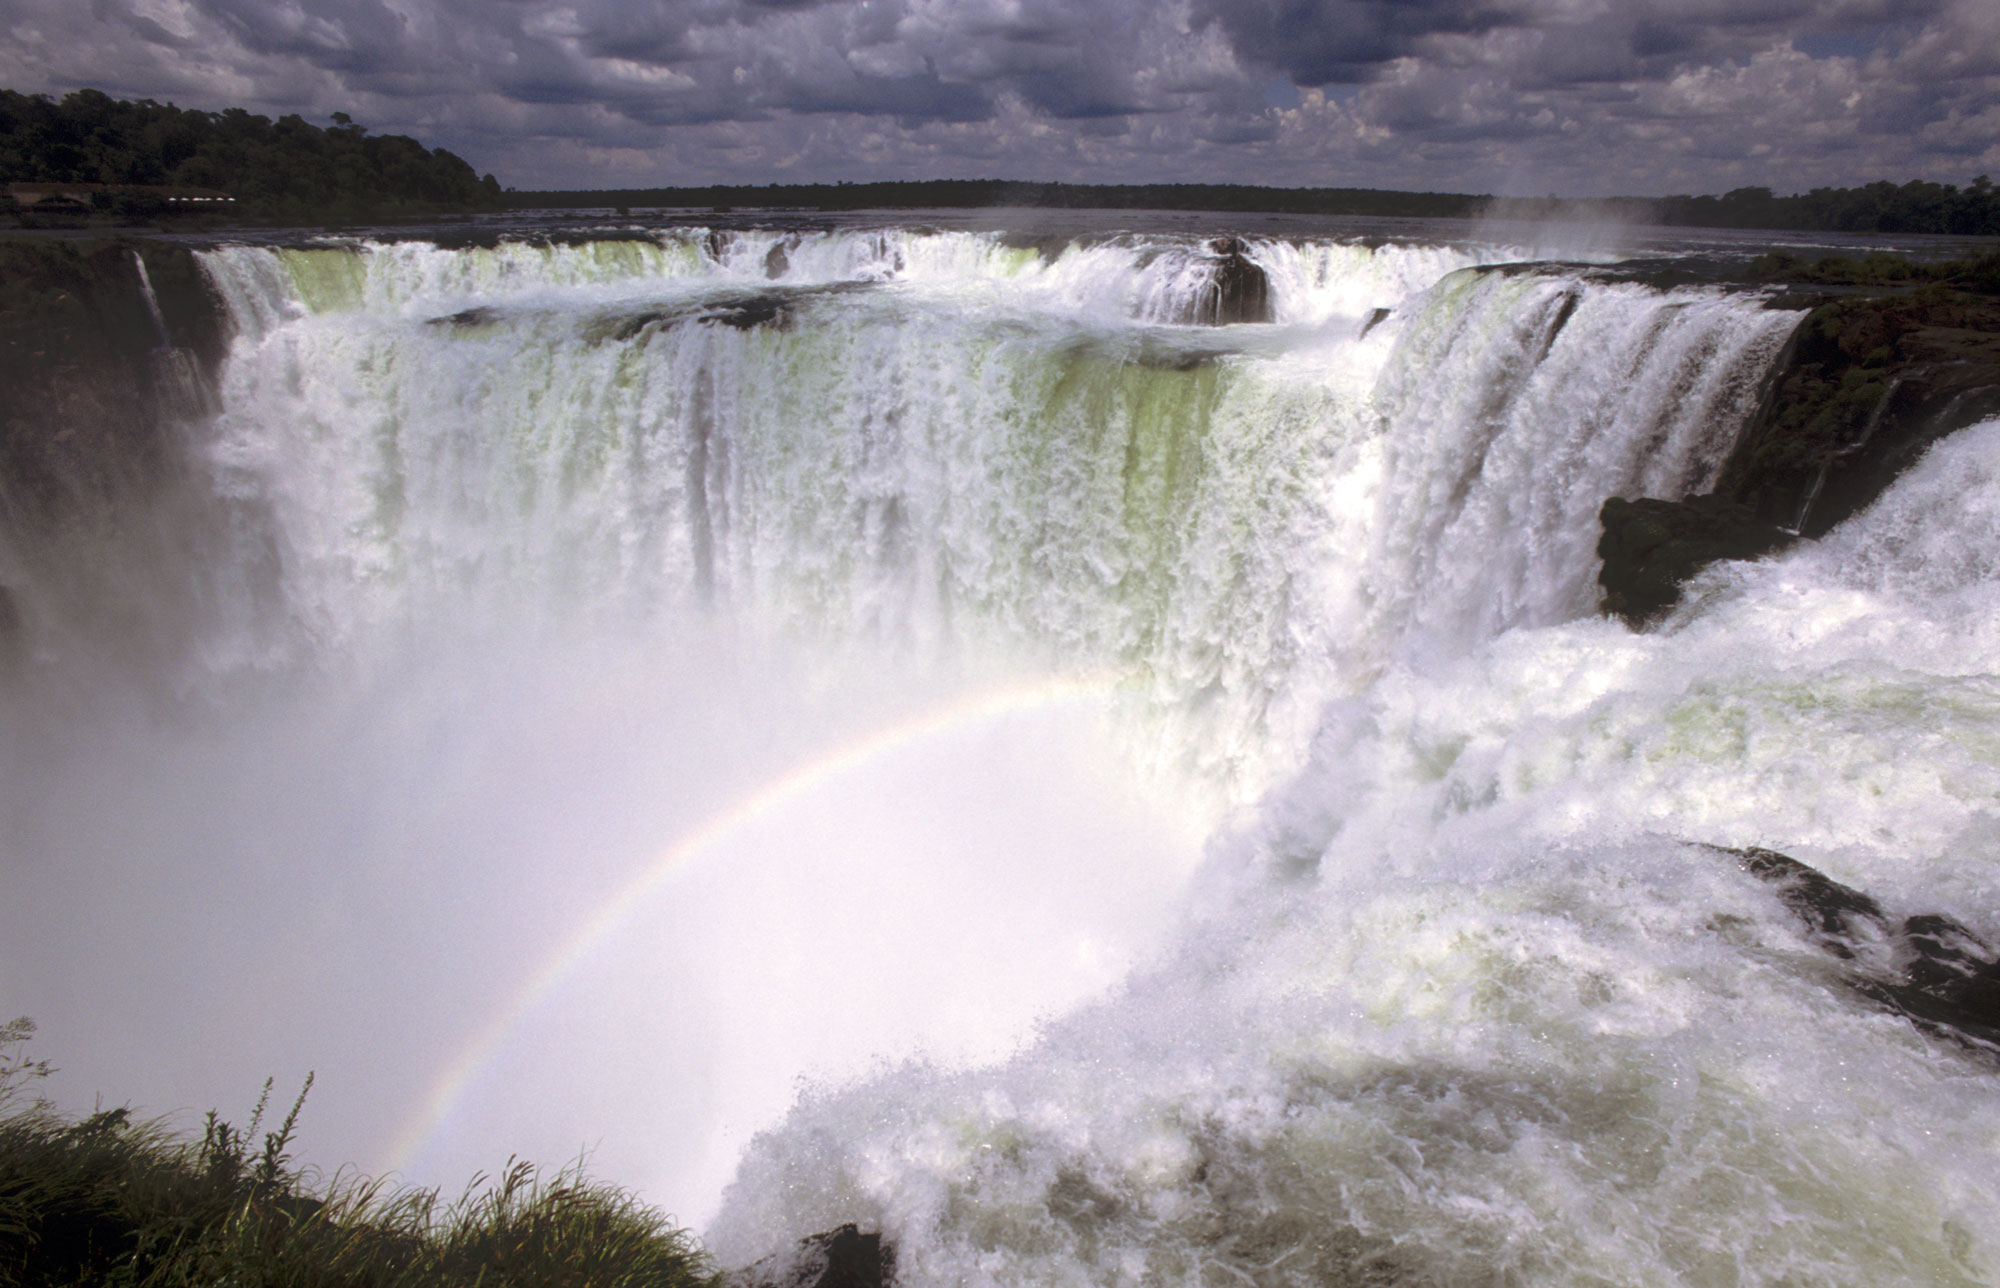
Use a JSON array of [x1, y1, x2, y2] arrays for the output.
[[182, 229, 1794, 789], [6, 222, 1997, 1284]]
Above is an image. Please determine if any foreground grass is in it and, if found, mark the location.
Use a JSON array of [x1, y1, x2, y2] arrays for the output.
[[0, 1019, 717, 1287]]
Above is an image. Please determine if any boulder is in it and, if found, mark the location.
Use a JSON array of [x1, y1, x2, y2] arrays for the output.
[[1596, 494, 1795, 625], [724, 1224, 894, 1288], [1202, 237, 1272, 326], [1717, 844, 2000, 1053]]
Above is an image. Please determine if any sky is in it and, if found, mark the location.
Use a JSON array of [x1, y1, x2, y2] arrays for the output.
[[3, 0, 1998, 200]]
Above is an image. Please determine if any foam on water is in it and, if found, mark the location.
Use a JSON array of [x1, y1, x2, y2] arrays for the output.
[[707, 421, 2000, 1287]]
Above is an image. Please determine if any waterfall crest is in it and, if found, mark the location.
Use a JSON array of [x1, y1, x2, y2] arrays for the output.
[[171, 233, 1796, 788]]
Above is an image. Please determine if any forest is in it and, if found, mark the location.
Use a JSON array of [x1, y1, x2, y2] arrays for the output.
[[512, 178, 2000, 238], [511, 176, 2000, 236], [507, 178, 1487, 220], [1654, 180, 2000, 236], [0, 89, 503, 222]]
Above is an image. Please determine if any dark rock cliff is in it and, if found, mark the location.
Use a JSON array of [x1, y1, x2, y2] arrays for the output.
[[1720, 292, 2000, 536], [1597, 494, 1797, 625], [1201, 236, 1272, 326], [0, 235, 230, 662], [1599, 288, 2000, 625], [0, 236, 228, 530]]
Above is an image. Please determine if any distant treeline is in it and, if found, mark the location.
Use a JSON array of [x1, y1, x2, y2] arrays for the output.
[[506, 179, 1484, 220], [8, 87, 1997, 236], [1654, 180, 2000, 236], [0, 89, 503, 222], [511, 177, 2000, 237]]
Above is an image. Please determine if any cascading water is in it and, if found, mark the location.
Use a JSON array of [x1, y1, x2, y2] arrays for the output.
[[5, 221, 1991, 1284]]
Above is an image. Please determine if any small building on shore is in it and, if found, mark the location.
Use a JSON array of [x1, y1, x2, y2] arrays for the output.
[[7, 182, 236, 211]]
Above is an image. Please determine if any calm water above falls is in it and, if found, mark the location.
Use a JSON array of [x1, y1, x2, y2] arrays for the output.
[[3, 221, 1995, 1286]]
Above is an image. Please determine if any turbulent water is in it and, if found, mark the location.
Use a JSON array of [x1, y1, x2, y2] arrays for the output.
[[4, 220, 1997, 1285]]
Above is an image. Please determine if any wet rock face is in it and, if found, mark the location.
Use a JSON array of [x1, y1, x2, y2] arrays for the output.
[[1198, 236, 1272, 326], [0, 237, 225, 531], [724, 1224, 894, 1288], [1720, 844, 2000, 1054], [1596, 494, 1796, 626], [1721, 294, 2000, 537], [1597, 290, 2000, 623]]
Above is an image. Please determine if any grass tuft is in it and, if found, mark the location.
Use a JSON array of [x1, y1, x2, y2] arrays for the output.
[[0, 1018, 718, 1287]]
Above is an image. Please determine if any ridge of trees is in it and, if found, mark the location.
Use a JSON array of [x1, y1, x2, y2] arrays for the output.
[[0, 88, 503, 222], [507, 180, 1486, 219], [1653, 180, 2000, 236], [510, 177, 2000, 237]]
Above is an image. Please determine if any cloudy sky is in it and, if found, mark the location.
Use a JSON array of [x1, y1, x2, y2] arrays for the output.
[[3, 0, 1997, 195]]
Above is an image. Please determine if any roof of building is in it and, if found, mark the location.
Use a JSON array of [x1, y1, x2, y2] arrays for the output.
[[7, 182, 235, 202]]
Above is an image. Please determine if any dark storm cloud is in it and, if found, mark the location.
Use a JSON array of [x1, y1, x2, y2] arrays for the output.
[[1194, 0, 1517, 86], [762, 66, 994, 123], [196, 0, 414, 72], [2, 0, 1995, 191]]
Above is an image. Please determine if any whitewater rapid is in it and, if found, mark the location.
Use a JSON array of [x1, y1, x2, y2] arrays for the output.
[[4, 221, 1993, 1285], [711, 415, 2000, 1288]]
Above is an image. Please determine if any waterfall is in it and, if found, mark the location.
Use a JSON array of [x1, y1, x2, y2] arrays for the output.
[[7, 222, 1993, 1286], [177, 232, 1792, 786]]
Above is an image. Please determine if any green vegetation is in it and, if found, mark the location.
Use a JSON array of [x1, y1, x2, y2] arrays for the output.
[[0, 1019, 716, 1288], [1743, 249, 2000, 294], [1719, 251, 2000, 497], [0, 89, 504, 223], [1710, 269, 2000, 534], [7, 86, 1998, 236]]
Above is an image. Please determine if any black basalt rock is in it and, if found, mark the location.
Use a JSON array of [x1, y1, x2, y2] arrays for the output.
[[1732, 846, 1888, 956], [0, 237, 226, 532], [431, 306, 501, 329], [724, 1224, 894, 1288], [1203, 236, 1272, 326], [1719, 844, 2000, 1053], [1720, 294, 2000, 537], [1596, 285, 2000, 626], [1596, 494, 1796, 625]]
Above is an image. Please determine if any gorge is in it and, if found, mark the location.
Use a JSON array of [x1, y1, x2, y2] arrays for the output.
[[3, 216, 1999, 1286]]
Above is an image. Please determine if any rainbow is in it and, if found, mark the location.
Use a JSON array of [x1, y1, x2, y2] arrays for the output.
[[384, 670, 1129, 1175]]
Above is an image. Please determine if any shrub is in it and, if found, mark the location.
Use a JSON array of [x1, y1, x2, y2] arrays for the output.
[[0, 1018, 716, 1288]]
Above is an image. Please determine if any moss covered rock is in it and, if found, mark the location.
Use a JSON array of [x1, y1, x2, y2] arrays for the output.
[[1599, 273, 2000, 624]]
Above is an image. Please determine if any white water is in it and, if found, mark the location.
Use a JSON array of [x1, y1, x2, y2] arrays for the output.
[[710, 417, 2000, 1287], [6, 223, 1992, 1283]]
